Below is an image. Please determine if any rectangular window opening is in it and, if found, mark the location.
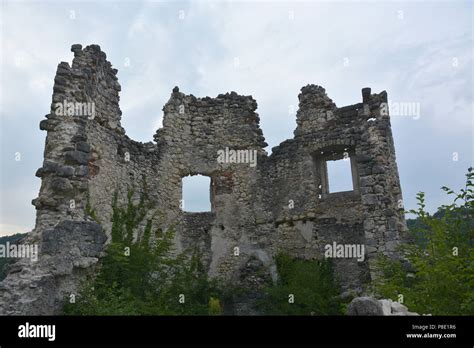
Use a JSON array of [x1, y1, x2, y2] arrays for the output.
[[181, 174, 212, 212], [326, 158, 354, 193]]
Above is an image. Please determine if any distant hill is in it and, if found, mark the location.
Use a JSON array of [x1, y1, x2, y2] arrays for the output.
[[0, 233, 28, 281]]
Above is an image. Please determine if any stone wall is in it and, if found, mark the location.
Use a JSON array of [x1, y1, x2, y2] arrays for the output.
[[0, 44, 407, 314]]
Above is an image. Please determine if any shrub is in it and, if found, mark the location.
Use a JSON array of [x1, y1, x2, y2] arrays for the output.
[[373, 168, 474, 315], [64, 187, 220, 315], [259, 253, 345, 315]]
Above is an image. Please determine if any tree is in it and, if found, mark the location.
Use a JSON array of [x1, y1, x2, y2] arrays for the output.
[[64, 187, 221, 315], [373, 167, 474, 315]]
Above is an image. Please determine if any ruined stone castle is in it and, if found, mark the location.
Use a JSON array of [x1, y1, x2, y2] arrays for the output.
[[0, 45, 407, 315]]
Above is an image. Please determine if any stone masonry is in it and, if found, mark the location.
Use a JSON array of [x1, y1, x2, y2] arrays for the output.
[[0, 44, 407, 315]]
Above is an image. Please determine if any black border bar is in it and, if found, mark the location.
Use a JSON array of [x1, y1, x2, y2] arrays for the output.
[[0, 315, 472, 345]]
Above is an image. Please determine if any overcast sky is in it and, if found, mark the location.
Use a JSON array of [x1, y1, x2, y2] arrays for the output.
[[0, 0, 472, 236]]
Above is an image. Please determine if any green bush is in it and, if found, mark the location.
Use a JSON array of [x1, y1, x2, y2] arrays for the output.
[[64, 187, 220, 315], [373, 167, 474, 315], [259, 253, 345, 315]]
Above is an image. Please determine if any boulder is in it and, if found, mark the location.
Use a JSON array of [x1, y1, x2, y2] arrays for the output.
[[347, 296, 384, 315], [347, 297, 420, 316], [391, 301, 408, 313]]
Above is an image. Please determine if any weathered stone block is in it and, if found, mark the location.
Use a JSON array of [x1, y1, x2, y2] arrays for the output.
[[56, 165, 75, 177], [76, 141, 91, 153], [65, 150, 89, 165], [362, 194, 378, 205], [39, 119, 59, 131], [74, 165, 89, 177], [50, 177, 73, 192]]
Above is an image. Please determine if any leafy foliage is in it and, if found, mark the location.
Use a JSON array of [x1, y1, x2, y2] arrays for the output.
[[259, 253, 345, 315], [64, 187, 220, 315], [373, 167, 474, 315]]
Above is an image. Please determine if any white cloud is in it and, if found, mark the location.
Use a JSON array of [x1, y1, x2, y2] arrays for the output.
[[0, 0, 472, 230], [0, 224, 31, 237]]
